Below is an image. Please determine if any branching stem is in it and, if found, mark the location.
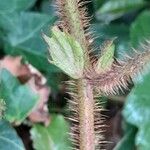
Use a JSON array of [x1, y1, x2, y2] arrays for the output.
[[57, 0, 98, 149]]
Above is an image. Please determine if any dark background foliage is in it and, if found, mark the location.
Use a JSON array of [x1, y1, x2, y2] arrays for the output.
[[0, 0, 150, 150]]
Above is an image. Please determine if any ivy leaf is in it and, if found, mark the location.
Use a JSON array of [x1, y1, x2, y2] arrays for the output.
[[31, 115, 70, 150], [96, 0, 146, 22], [0, 120, 25, 150], [130, 11, 150, 48], [0, 0, 36, 14], [123, 71, 150, 150], [0, 12, 57, 72], [0, 69, 38, 123]]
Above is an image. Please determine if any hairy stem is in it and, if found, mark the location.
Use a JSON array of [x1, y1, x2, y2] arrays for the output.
[[77, 79, 95, 150], [65, 1, 96, 148], [64, 0, 86, 42], [58, 0, 91, 66], [57, 0, 99, 149]]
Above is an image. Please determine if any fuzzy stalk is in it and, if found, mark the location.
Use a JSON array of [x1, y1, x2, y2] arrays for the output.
[[57, 0, 91, 66], [77, 79, 95, 150], [57, 0, 100, 149]]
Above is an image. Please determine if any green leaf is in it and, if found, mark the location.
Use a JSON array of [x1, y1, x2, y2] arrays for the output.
[[96, 40, 115, 73], [0, 0, 36, 14], [0, 12, 57, 72], [31, 115, 70, 150], [0, 69, 38, 123], [40, 0, 55, 16], [91, 23, 131, 59], [0, 0, 16, 14], [97, 0, 146, 22], [93, 0, 107, 10], [14, 0, 37, 11], [130, 11, 150, 48], [43, 26, 84, 79], [0, 120, 25, 150], [114, 126, 136, 150], [123, 71, 150, 150], [136, 123, 150, 150]]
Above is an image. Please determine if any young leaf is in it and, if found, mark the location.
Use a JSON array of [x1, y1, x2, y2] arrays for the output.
[[96, 40, 115, 73], [0, 120, 25, 150], [91, 23, 130, 59], [43, 26, 84, 79], [31, 115, 70, 150], [0, 69, 38, 123]]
